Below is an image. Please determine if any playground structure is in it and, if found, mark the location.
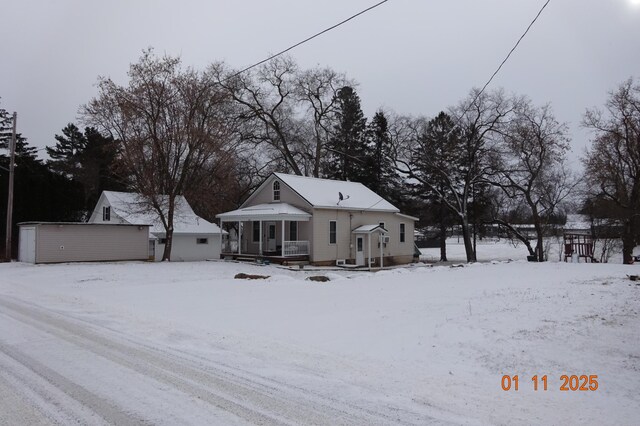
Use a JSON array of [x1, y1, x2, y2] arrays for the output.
[[563, 233, 597, 263]]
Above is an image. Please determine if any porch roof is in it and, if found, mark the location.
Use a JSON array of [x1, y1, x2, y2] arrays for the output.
[[352, 224, 388, 234], [216, 203, 311, 222]]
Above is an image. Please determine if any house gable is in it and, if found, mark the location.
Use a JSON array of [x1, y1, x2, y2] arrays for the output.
[[241, 174, 313, 211]]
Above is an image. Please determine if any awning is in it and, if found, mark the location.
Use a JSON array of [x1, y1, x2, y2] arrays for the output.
[[216, 203, 311, 222], [352, 224, 388, 234]]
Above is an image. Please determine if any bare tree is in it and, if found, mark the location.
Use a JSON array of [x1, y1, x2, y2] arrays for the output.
[[212, 57, 352, 177], [295, 67, 351, 177], [394, 89, 513, 262], [583, 78, 640, 264], [82, 50, 235, 261], [487, 100, 575, 261]]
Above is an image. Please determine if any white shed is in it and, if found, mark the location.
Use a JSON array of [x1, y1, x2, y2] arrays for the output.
[[18, 222, 150, 264]]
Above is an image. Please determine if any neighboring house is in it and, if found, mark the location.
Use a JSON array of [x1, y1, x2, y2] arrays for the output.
[[89, 191, 225, 261], [216, 173, 417, 267]]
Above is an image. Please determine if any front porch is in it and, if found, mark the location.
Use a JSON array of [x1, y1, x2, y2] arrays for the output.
[[217, 203, 312, 262]]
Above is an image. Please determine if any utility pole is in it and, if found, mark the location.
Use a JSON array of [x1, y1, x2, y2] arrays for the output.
[[5, 112, 16, 261]]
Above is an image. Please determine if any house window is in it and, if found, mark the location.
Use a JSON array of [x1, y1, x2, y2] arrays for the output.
[[379, 222, 385, 230], [329, 220, 337, 244], [273, 181, 281, 201], [289, 221, 297, 241], [400, 223, 406, 243], [159, 238, 167, 245], [252, 221, 260, 242], [197, 238, 208, 244], [103, 206, 111, 221]]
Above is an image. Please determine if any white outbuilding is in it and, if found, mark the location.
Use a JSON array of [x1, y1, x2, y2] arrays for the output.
[[89, 191, 226, 261]]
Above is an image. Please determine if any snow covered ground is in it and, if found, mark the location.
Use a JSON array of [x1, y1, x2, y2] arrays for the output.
[[1, 248, 639, 424]]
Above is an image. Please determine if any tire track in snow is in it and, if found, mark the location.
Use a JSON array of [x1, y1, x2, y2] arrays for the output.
[[0, 340, 144, 425], [0, 296, 437, 425]]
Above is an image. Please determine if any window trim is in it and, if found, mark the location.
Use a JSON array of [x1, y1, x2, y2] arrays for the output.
[[329, 220, 337, 245], [102, 206, 111, 221], [400, 223, 406, 243], [273, 180, 281, 201]]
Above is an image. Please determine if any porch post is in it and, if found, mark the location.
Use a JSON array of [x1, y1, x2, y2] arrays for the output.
[[368, 233, 372, 269], [380, 232, 383, 268], [238, 221, 242, 255], [220, 219, 224, 255], [281, 219, 285, 256], [259, 220, 263, 256]]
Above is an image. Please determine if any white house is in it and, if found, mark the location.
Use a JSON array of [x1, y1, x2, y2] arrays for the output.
[[89, 191, 225, 261], [216, 173, 418, 267]]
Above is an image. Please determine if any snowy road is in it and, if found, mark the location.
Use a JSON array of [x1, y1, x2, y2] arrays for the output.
[[0, 295, 442, 426]]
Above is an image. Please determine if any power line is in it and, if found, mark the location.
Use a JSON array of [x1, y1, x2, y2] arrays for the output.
[[229, 0, 390, 79], [464, 0, 552, 115]]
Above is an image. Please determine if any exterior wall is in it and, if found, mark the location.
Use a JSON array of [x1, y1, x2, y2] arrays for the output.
[[88, 195, 128, 225], [244, 176, 313, 211], [154, 233, 221, 261], [32, 224, 149, 264], [310, 209, 415, 265]]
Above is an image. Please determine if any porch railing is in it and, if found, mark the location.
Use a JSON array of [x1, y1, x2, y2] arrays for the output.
[[283, 240, 309, 256]]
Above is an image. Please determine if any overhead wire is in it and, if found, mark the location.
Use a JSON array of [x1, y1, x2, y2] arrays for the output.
[[228, 0, 390, 80]]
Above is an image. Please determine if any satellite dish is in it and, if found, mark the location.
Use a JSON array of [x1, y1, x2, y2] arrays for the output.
[[337, 192, 350, 205]]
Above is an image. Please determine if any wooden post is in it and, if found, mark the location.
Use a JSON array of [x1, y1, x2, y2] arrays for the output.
[[368, 233, 372, 270], [259, 220, 262, 256], [380, 233, 383, 268], [281, 220, 285, 256], [238, 221, 242, 255]]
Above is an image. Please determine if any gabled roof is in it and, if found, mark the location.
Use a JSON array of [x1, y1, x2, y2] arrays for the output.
[[244, 173, 399, 212], [100, 191, 224, 235], [352, 224, 389, 234], [216, 203, 311, 222]]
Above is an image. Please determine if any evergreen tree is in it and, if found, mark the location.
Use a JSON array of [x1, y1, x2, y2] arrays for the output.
[[46, 123, 87, 178], [412, 112, 463, 261], [46, 124, 124, 215], [362, 110, 397, 199], [1, 110, 84, 258], [324, 86, 367, 181]]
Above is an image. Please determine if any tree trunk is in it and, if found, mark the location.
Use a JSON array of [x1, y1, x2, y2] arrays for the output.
[[534, 221, 545, 262], [461, 218, 477, 262], [622, 219, 635, 265], [439, 203, 447, 261], [161, 199, 175, 261]]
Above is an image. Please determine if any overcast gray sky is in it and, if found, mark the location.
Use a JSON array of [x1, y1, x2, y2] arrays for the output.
[[1, 0, 639, 165]]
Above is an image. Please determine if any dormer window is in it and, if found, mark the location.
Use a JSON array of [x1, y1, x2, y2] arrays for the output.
[[273, 181, 281, 201], [102, 206, 111, 221]]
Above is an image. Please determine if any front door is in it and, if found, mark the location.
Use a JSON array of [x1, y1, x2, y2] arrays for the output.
[[356, 236, 365, 266], [267, 222, 277, 252]]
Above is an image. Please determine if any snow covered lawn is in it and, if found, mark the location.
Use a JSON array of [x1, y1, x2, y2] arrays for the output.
[[1, 259, 639, 425]]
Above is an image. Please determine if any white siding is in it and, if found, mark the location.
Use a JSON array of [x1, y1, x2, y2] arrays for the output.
[[153, 234, 221, 261], [311, 209, 415, 264]]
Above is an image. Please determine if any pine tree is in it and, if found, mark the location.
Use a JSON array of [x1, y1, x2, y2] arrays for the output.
[[324, 86, 367, 181], [362, 110, 397, 199], [46, 124, 87, 178]]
